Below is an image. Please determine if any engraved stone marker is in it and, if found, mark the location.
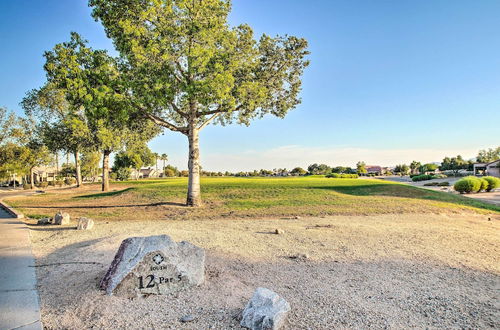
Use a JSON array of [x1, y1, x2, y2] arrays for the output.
[[100, 235, 205, 297]]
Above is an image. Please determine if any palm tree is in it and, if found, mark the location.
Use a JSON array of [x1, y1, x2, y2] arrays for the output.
[[161, 153, 168, 172], [153, 152, 159, 171]]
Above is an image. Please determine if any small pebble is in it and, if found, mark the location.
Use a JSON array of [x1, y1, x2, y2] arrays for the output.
[[275, 228, 285, 234], [180, 314, 195, 323]]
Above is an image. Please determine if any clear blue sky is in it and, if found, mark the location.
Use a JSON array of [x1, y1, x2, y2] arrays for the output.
[[1, 0, 499, 170]]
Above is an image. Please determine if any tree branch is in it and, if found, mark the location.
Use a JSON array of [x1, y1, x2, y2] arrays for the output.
[[198, 113, 220, 130], [169, 101, 188, 118], [198, 104, 243, 116], [175, 61, 189, 81], [145, 113, 187, 133]]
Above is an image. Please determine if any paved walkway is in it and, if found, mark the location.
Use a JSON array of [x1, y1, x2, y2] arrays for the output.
[[0, 207, 42, 330]]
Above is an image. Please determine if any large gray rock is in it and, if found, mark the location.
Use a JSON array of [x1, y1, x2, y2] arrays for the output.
[[53, 211, 70, 225], [100, 235, 205, 297], [241, 288, 291, 330], [76, 217, 94, 230]]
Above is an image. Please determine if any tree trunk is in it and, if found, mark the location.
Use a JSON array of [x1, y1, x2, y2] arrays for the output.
[[102, 150, 110, 192], [74, 151, 82, 188], [55, 152, 59, 176], [30, 167, 35, 190], [186, 127, 202, 207]]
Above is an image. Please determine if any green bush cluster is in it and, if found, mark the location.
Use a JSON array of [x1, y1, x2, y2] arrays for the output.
[[423, 181, 450, 187], [115, 167, 131, 181], [411, 174, 434, 182], [326, 173, 359, 179], [482, 176, 500, 192], [454, 176, 484, 193], [23, 184, 31, 190], [412, 174, 446, 182], [54, 180, 64, 187]]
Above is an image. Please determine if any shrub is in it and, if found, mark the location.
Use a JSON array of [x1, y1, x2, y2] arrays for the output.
[[55, 180, 64, 187], [423, 182, 439, 186], [115, 167, 131, 181], [437, 182, 450, 186], [411, 174, 433, 182], [23, 184, 31, 190], [479, 178, 489, 192], [326, 173, 359, 179], [453, 176, 482, 194], [164, 168, 176, 177], [110, 172, 118, 181], [483, 176, 500, 192], [38, 182, 48, 188], [48, 181, 55, 186], [412, 174, 447, 182], [64, 177, 76, 185]]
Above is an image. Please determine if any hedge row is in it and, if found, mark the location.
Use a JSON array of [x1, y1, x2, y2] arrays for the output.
[[411, 174, 446, 182], [326, 173, 359, 179], [454, 176, 500, 193], [423, 181, 449, 187]]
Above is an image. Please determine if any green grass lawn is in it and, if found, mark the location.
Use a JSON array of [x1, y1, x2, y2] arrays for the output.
[[8, 176, 498, 221]]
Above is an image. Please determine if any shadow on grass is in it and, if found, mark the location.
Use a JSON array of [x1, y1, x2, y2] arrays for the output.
[[311, 183, 500, 212], [15, 201, 186, 209], [75, 188, 134, 199]]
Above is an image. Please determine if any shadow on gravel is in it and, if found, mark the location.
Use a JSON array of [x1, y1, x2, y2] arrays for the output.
[[26, 224, 77, 231]]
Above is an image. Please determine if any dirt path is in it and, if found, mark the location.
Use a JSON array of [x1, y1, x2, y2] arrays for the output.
[[27, 213, 499, 329]]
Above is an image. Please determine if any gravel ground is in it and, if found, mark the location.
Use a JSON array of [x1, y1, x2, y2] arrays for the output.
[[27, 213, 500, 329]]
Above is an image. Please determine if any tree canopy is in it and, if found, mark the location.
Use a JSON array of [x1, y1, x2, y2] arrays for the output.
[[477, 147, 500, 163], [89, 0, 309, 205]]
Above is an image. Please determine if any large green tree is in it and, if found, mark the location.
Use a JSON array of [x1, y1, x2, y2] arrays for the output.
[[89, 0, 309, 206], [113, 143, 156, 179], [356, 161, 367, 175], [409, 160, 422, 175], [0, 107, 16, 146], [0, 116, 52, 189], [42, 33, 158, 191], [477, 147, 500, 163]]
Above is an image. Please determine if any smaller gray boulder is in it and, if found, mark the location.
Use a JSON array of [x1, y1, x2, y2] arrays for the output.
[[241, 287, 290, 330], [77, 217, 94, 230], [53, 211, 70, 225]]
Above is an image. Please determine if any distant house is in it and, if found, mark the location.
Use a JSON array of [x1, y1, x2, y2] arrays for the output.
[[365, 165, 382, 175], [33, 166, 57, 183], [474, 159, 500, 177], [141, 168, 161, 178]]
